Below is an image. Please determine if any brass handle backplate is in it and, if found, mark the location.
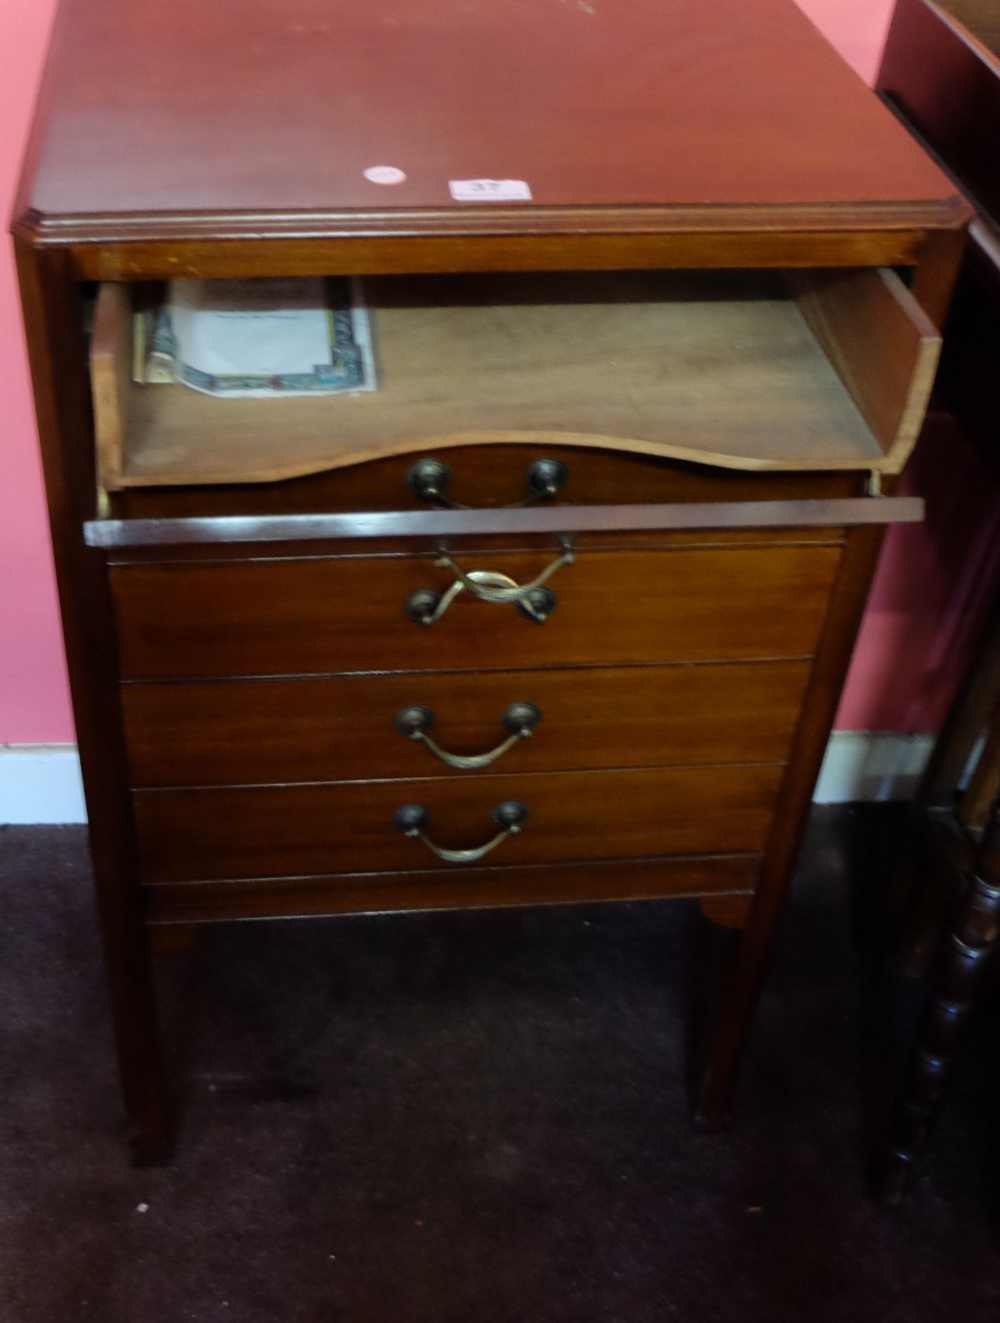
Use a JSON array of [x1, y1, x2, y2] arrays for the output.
[[407, 457, 569, 510], [403, 539, 573, 626], [395, 702, 542, 769], [393, 800, 530, 863]]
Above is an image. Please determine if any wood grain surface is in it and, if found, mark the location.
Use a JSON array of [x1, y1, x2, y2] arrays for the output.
[[108, 447, 866, 519], [60, 228, 969, 286], [11, 0, 970, 1157], [88, 501, 920, 551], [693, 521, 889, 1122], [121, 659, 812, 787], [143, 853, 761, 923], [17, 0, 958, 232], [937, 0, 1000, 53], [133, 763, 784, 882], [14, 241, 172, 1161], [110, 543, 843, 679], [789, 266, 940, 469], [91, 269, 938, 486]]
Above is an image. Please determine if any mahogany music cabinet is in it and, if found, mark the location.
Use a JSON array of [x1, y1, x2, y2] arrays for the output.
[[12, 0, 969, 1161]]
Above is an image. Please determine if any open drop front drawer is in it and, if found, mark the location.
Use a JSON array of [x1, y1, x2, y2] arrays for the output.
[[90, 267, 941, 490]]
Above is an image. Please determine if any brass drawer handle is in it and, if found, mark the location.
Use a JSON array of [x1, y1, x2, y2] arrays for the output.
[[395, 702, 542, 769], [407, 457, 569, 509], [403, 539, 573, 626], [393, 801, 530, 864]]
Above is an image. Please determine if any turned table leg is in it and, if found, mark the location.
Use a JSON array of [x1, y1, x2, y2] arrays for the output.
[[884, 796, 1000, 1204]]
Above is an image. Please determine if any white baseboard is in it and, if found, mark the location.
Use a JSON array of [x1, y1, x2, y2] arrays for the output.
[[0, 733, 936, 825], [0, 745, 87, 824], [812, 731, 935, 804]]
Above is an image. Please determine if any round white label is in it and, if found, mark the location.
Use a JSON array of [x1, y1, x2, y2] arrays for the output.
[[363, 166, 406, 185]]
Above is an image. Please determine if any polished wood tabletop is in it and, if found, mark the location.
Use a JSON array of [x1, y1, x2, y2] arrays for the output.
[[18, 0, 960, 235]]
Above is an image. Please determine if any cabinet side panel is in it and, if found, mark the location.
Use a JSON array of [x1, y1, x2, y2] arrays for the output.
[[89, 282, 131, 489], [14, 240, 168, 1161], [695, 521, 888, 1121]]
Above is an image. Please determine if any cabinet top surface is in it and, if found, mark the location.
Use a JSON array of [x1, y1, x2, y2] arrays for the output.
[[16, 0, 961, 239]]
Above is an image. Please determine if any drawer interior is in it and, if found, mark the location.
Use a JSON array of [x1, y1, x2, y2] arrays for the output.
[[90, 267, 940, 490]]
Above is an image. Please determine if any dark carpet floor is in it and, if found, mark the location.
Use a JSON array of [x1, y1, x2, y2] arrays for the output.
[[2, 807, 1000, 1323]]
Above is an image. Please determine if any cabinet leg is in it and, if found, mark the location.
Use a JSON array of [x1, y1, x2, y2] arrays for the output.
[[98, 911, 173, 1165], [89, 825, 172, 1163], [883, 798, 1000, 1204], [690, 905, 769, 1127]]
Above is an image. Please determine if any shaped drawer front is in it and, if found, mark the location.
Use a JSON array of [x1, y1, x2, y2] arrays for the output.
[[122, 660, 811, 787], [111, 444, 864, 521], [133, 763, 784, 883], [111, 544, 842, 680]]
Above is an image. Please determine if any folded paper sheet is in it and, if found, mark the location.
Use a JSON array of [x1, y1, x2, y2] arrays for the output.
[[136, 277, 377, 397]]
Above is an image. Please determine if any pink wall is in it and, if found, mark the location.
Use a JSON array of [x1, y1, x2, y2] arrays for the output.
[[0, 0, 990, 742], [2, 0, 73, 742], [795, 0, 895, 83], [837, 420, 1000, 729]]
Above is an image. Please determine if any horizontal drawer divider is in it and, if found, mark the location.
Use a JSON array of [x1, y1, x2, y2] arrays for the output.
[[87, 496, 923, 548], [141, 850, 763, 888], [119, 653, 816, 685], [106, 533, 850, 567], [130, 758, 789, 794]]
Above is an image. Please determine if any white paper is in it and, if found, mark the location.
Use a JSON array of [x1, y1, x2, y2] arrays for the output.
[[171, 278, 333, 378], [164, 277, 377, 398]]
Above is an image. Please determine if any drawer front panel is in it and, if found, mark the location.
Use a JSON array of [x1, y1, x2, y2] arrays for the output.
[[113, 443, 864, 519], [123, 660, 811, 787], [144, 854, 763, 923], [112, 544, 841, 680], [133, 763, 783, 882]]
